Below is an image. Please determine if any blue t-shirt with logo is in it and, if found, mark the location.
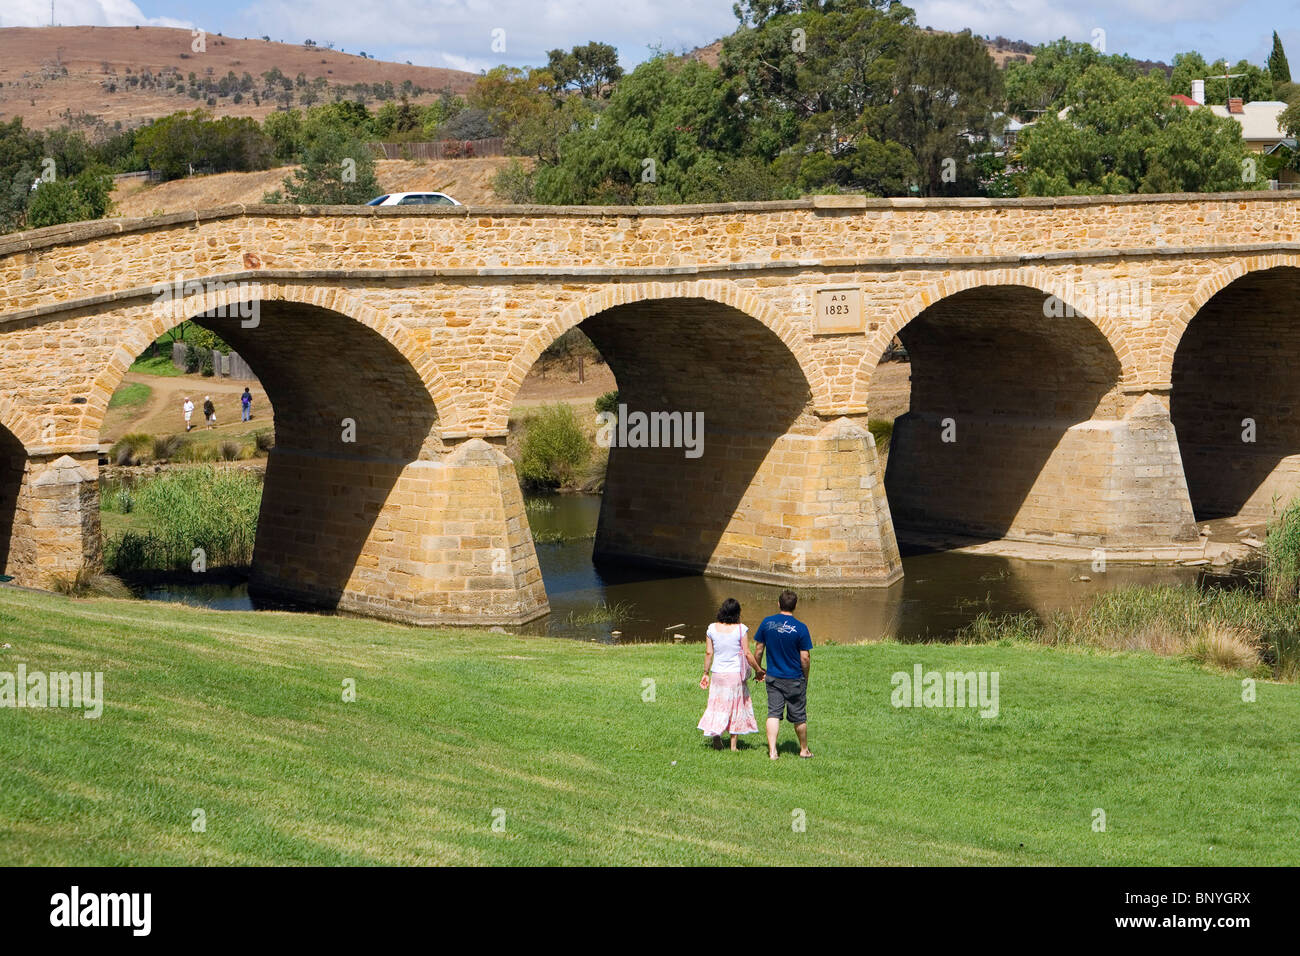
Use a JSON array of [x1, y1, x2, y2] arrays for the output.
[[754, 614, 812, 680]]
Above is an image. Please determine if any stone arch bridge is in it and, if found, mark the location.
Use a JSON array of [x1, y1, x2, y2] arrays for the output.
[[2, 192, 1298, 624]]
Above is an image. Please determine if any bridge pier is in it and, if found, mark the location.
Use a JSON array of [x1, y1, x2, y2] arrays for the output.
[[250, 438, 548, 626], [0, 450, 101, 587], [593, 415, 902, 586], [884, 393, 1198, 550]]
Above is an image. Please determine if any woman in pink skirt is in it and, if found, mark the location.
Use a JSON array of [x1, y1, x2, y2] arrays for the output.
[[698, 598, 764, 750]]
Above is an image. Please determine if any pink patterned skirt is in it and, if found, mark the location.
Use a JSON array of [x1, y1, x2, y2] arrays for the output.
[[697, 671, 759, 736]]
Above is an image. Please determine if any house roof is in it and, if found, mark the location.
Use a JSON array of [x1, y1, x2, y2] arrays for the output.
[[1170, 94, 1197, 107], [1207, 100, 1289, 142]]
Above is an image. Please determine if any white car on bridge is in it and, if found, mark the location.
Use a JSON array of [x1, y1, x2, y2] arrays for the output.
[[366, 192, 461, 207]]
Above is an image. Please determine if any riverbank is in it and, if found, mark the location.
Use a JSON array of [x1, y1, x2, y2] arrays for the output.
[[0, 584, 1295, 865]]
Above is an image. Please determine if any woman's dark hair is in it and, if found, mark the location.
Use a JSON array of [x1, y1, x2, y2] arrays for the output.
[[716, 598, 741, 624]]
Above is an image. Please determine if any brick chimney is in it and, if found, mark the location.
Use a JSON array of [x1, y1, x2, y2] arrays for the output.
[[1228, 97, 1244, 114]]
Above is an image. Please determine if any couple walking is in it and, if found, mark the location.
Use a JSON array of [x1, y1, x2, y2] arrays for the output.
[[697, 590, 813, 760]]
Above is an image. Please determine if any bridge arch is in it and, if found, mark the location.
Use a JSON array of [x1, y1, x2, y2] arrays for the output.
[[78, 281, 464, 446], [859, 269, 1139, 402], [868, 277, 1183, 547], [1157, 253, 1300, 383], [1169, 259, 1300, 519], [0, 397, 41, 450], [490, 280, 832, 431]]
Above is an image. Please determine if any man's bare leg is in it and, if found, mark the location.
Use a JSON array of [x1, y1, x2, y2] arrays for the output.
[[795, 722, 811, 758], [766, 718, 780, 759]]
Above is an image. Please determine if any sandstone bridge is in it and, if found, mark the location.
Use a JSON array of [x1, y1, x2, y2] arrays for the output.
[[1, 192, 1298, 625]]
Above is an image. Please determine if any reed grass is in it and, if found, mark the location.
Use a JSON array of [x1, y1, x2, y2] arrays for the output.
[[103, 466, 263, 573]]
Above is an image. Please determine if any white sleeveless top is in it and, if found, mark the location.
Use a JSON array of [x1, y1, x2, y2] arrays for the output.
[[707, 622, 748, 674]]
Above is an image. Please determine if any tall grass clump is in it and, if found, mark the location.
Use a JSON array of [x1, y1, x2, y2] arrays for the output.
[[517, 403, 591, 490], [103, 466, 263, 573], [110, 432, 153, 466], [48, 566, 132, 599], [1265, 498, 1300, 601], [152, 434, 189, 461], [953, 585, 1300, 681]]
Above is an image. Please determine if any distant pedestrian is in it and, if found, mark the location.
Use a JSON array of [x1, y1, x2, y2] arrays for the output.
[[203, 395, 216, 429], [241, 387, 252, 422], [753, 590, 814, 760], [182, 396, 194, 432]]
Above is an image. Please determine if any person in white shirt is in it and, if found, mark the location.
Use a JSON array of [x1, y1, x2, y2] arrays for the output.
[[182, 397, 194, 432], [697, 598, 764, 751]]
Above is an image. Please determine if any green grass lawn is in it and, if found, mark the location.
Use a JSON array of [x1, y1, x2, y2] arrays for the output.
[[107, 381, 152, 410], [128, 354, 182, 377], [0, 585, 1296, 865]]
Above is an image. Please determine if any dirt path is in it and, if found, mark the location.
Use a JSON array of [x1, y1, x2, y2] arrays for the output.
[[102, 371, 271, 443]]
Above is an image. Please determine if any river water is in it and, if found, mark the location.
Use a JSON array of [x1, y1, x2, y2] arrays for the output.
[[139, 492, 1208, 644]]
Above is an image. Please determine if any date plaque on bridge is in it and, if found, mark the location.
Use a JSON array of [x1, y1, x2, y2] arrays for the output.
[[813, 287, 864, 334]]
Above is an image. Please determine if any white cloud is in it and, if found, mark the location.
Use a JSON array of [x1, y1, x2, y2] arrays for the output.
[[1, 0, 190, 29]]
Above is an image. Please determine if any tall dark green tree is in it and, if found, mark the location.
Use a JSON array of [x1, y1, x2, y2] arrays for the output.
[[889, 30, 1002, 195], [0, 118, 44, 232], [1269, 31, 1291, 84], [531, 55, 760, 204], [720, 0, 916, 193], [1017, 65, 1255, 195], [545, 42, 623, 98]]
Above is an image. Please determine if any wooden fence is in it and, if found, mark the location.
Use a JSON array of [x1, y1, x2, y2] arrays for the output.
[[375, 138, 506, 160]]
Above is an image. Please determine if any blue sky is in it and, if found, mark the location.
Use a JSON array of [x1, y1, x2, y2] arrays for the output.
[[3, 0, 1298, 76]]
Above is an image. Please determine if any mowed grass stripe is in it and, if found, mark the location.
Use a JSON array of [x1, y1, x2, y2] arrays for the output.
[[0, 587, 1296, 865]]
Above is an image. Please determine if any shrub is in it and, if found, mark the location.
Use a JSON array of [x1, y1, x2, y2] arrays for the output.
[[184, 343, 203, 373], [200, 355, 214, 377], [517, 403, 590, 489], [254, 429, 275, 454], [218, 440, 242, 461], [594, 390, 620, 414]]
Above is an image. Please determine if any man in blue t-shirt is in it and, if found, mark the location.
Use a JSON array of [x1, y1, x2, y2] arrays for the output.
[[752, 590, 813, 760]]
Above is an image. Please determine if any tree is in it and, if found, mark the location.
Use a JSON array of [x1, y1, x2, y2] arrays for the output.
[[438, 107, 498, 140], [720, 0, 916, 193], [531, 55, 756, 204], [545, 42, 623, 98], [1004, 38, 1105, 121], [26, 167, 114, 228], [266, 129, 380, 204], [889, 30, 1003, 195], [1017, 65, 1256, 195], [470, 66, 590, 161], [1172, 52, 1273, 104], [135, 111, 273, 179], [0, 118, 44, 232], [1270, 31, 1291, 84]]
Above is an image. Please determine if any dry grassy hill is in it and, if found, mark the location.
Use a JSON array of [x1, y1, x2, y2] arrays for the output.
[[109, 157, 529, 216], [0, 25, 477, 130]]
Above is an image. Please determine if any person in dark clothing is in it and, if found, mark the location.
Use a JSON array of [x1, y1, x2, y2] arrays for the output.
[[752, 590, 813, 760]]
